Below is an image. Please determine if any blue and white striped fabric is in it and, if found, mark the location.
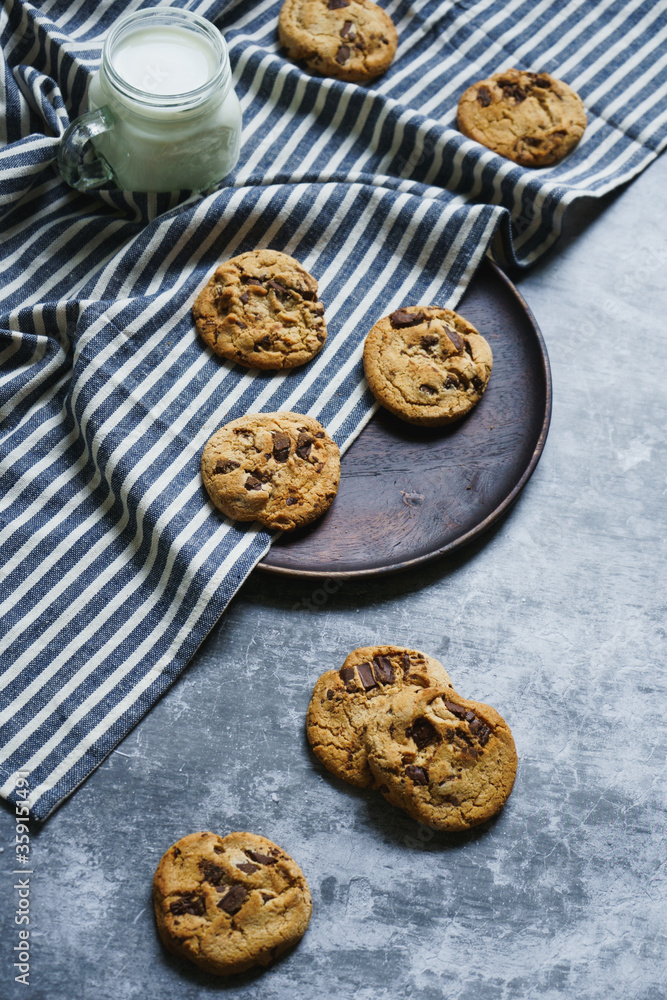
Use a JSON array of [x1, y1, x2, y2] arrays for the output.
[[1, 0, 666, 820]]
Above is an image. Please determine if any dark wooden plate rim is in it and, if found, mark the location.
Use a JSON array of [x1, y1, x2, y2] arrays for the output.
[[258, 260, 552, 579]]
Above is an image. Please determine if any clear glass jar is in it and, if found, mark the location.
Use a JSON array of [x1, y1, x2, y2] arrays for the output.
[[59, 8, 242, 193]]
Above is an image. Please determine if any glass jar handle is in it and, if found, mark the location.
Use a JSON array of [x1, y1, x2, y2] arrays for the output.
[[58, 107, 116, 191]]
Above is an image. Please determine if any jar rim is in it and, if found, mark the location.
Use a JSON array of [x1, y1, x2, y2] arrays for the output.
[[101, 8, 231, 111]]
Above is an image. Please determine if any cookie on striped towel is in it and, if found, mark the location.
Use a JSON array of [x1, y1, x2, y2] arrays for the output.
[[193, 249, 326, 370], [201, 412, 340, 531], [457, 68, 586, 167], [278, 0, 398, 83]]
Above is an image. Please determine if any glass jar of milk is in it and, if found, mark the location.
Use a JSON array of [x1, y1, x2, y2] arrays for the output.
[[58, 8, 242, 193]]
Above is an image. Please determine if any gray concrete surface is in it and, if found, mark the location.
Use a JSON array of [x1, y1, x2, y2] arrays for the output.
[[1, 155, 666, 1000]]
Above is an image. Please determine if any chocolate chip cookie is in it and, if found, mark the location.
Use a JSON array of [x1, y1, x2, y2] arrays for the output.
[[457, 68, 586, 167], [363, 306, 493, 427], [366, 686, 517, 831], [153, 831, 312, 976], [193, 249, 326, 370], [307, 646, 454, 787], [278, 0, 398, 83], [201, 411, 340, 531]]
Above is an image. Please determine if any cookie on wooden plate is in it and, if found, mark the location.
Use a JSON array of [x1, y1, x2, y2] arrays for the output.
[[201, 411, 340, 531], [193, 249, 326, 370], [278, 0, 398, 83], [363, 305, 492, 426], [366, 685, 517, 831], [153, 831, 312, 975], [306, 646, 455, 787], [457, 68, 586, 167]]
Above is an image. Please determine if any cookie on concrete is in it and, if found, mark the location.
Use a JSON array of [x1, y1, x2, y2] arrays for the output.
[[201, 411, 340, 531], [278, 0, 398, 83], [193, 249, 326, 370], [153, 831, 312, 975], [363, 305, 492, 427], [306, 646, 454, 787], [366, 686, 517, 831], [457, 68, 586, 167]]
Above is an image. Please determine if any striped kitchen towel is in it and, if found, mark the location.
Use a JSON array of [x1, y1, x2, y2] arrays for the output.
[[1, 0, 665, 820]]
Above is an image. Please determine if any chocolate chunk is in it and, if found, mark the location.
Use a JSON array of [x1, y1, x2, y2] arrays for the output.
[[340, 20, 356, 40], [261, 892, 274, 903], [357, 661, 377, 691], [469, 720, 491, 745], [234, 319, 247, 329], [172, 847, 181, 857], [390, 309, 424, 328], [285, 496, 298, 506], [199, 859, 226, 885], [240, 291, 249, 304], [533, 75, 551, 88], [326, 689, 334, 700], [213, 846, 223, 855], [335, 45, 350, 64], [299, 288, 316, 301], [249, 467, 271, 482], [316, 431, 325, 438], [501, 82, 526, 102], [471, 375, 484, 391], [339, 665, 357, 691], [246, 850, 278, 866], [465, 340, 474, 358], [170, 892, 205, 916], [328, 0, 349, 7], [443, 376, 458, 389], [373, 655, 395, 684], [214, 460, 240, 475], [465, 711, 476, 722], [256, 334, 272, 349], [419, 384, 438, 395], [272, 430, 291, 462], [236, 862, 260, 874], [444, 701, 467, 718], [296, 432, 313, 460], [245, 476, 263, 491], [267, 278, 290, 299], [217, 884, 248, 915], [405, 717, 439, 749], [525, 136, 543, 147], [403, 653, 411, 673], [446, 327, 464, 352], [420, 334, 439, 349], [405, 765, 429, 785], [477, 85, 492, 107], [243, 276, 264, 286]]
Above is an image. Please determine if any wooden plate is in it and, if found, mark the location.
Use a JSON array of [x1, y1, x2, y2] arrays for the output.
[[259, 258, 551, 578]]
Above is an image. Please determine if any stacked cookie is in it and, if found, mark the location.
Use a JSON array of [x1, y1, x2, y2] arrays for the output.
[[307, 645, 517, 830]]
